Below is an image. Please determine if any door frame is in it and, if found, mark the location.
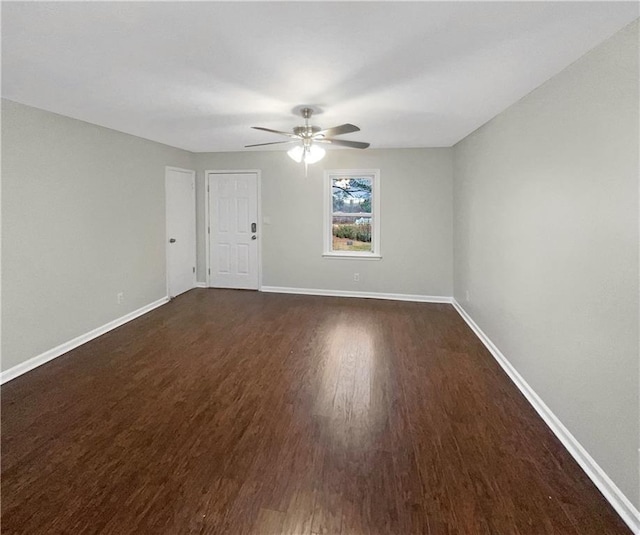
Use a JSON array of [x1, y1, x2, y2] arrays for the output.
[[205, 169, 262, 290], [165, 166, 196, 298]]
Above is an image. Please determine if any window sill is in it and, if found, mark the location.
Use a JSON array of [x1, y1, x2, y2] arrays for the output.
[[322, 253, 382, 261]]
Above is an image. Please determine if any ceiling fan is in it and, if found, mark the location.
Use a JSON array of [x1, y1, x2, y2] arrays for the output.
[[245, 107, 370, 173]]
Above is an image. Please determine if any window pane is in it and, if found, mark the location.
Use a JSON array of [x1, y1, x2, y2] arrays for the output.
[[332, 177, 372, 215], [332, 215, 372, 252]]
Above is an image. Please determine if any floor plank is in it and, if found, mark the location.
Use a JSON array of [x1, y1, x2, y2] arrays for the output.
[[1, 289, 631, 534]]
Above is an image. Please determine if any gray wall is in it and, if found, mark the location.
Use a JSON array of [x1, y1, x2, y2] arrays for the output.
[[1, 99, 194, 372], [453, 21, 639, 507], [194, 148, 453, 297]]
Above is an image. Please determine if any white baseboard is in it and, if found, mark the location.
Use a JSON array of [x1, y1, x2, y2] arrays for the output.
[[0, 297, 170, 385], [260, 286, 453, 304], [194, 282, 207, 288], [452, 299, 640, 533]]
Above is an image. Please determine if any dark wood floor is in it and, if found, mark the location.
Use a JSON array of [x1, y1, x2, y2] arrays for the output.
[[1, 289, 630, 534]]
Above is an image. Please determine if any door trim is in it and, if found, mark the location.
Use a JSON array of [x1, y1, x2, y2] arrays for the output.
[[205, 170, 262, 290], [165, 166, 196, 298]]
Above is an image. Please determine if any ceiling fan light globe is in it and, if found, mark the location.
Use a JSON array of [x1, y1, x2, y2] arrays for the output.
[[304, 144, 326, 164], [287, 145, 304, 163]]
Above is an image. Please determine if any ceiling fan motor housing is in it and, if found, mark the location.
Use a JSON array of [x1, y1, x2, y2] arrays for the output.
[[293, 125, 321, 138]]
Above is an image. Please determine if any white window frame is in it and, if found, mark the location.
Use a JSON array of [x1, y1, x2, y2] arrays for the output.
[[323, 169, 381, 260]]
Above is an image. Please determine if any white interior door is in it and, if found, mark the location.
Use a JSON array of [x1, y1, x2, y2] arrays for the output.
[[208, 172, 259, 289], [166, 167, 196, 298]]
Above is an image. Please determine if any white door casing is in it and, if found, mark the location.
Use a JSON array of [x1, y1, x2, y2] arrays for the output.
[[166, 167, 196, 297], [207, 172, 260, 290]]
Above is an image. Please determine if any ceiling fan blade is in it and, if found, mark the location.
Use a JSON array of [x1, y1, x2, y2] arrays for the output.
[[314, 123, 360, 138], [244, 140, 296, 148], [251, 126, 298, 138], [320, 138, 370, 149]]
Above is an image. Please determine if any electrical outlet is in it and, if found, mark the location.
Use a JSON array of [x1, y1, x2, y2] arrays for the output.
[[117, 292, 124, 304], [353, 273, 360, 282]]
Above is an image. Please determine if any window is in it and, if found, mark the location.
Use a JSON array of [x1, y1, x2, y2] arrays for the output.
[[323, 169, 381, 259]]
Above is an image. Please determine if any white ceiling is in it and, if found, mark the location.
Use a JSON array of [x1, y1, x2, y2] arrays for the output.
[[2, 2, 638, 153]]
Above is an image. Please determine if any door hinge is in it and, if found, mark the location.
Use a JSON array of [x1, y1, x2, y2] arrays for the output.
[[208, 227, 210, 234], [193, 267, 195, 273], [207, 185, 210, 192], [208, 268, 211, 275]]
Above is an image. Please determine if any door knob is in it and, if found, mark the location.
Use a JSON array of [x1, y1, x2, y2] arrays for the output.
[[251, 235, 257, 240], [169, 238, 176, 243]]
